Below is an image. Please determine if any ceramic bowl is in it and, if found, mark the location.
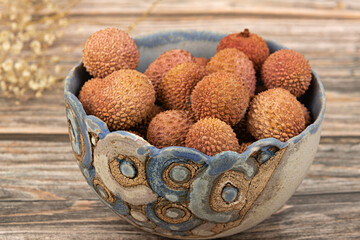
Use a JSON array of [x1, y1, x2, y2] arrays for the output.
[[64, 30, 325, 239]]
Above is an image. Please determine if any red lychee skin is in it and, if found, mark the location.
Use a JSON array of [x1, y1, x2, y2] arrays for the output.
[[185, 117, 240, 156], [144, 49, 195, 95], [300, 103, 312, 126], [78, 70, 155, 131], [194, 57, 209, 67], [247, 88, 306, 142], [217, 29, 269, 71], [206, 48, 256, 96], [159, 62, 207, 111], [78, 77, 104, 115], [191, 71, 250, 126], [261, 49, 312, 97], [130, 104, 164, 138], [82, 28, 139, 78], [147, 110, 195, 148]]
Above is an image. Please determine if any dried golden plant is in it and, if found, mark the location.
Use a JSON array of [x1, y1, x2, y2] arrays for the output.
[[0, 0, 79, 99]]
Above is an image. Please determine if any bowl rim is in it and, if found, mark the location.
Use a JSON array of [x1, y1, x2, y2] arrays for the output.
[[64, 29, 326, 160]]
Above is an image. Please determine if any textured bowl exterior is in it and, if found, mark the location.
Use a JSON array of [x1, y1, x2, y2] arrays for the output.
[[64, 30, 325, 239]]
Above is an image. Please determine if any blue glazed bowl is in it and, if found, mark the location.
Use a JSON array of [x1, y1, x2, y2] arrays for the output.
[[64, 30, 325, 239]]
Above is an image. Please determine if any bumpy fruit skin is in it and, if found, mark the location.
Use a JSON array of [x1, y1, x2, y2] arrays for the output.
[[82, 28, 139, 78], [300, 103, 312, 126], [206, 48, 256, 95], [144, 49, 195, 94], [191, 71, 250, 126], [185, 118, 240, 156], [247, 88, 305, 142], [78, 70, 155, 131], [261, 49, 312, 97], [159, 62, 207, 110], [145, 105, 164, 124], [194, 57, 209, 67], [131, 104, 164, 138], [147, 110, 195, 148], [217, 29, 269, 71], [78, 77, 103, 114]]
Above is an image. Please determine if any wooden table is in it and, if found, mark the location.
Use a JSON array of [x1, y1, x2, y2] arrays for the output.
[[1, 0, 360, 239]]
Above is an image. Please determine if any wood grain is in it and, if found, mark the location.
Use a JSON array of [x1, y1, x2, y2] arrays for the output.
[[0, 137, 359, 239], [1, 0, 360, 239], [0, 193, 359, 240], [70, 0, 360, 17]]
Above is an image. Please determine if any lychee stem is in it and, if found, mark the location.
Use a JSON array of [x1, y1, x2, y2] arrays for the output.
[[239, 28, 250, 37]]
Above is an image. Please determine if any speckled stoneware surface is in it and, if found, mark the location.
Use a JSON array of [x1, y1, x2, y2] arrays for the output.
[[64, 30, 326, 239]]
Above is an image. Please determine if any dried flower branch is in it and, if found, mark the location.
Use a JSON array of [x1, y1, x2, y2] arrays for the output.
[[0, 0, 79, 99], [127, 0, 162, 34], [0, 0, 160, 100]]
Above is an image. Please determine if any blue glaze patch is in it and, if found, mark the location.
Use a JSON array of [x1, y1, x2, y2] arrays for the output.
[[166, 208, 186, 219], [66, 108, 81, 155], [65, 92, 92, 168], [118, 159, 137, 179], [137, 147, 147, 155], [64, 62, 91, 96], [169, 166, 190, 183], [188, 154, 257, 223], [78, 164, 96, 188], [96, 185, 108, 199], [85, 115, 110, 140], [171, 149, 209, 163], [146, 147, 208, 203], [113, 195, 129, 215], [207, 152, 240, 176], [222, 186, 239, 203], [145, 203, 202, 232], [134, 30, 226, 50], [258, 147, 276, 164]]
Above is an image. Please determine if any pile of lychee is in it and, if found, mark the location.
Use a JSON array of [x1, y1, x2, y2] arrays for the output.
[[78, 28, 312, 156]]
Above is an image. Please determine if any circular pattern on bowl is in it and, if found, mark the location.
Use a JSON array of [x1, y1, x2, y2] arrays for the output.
[[188, 152, 257, 223], [64, 30, 325, 239], [93, 132, 157, 205], [145, 199, 203, 232], [65, 92, 92, 169], [146, 147, 207, 203]]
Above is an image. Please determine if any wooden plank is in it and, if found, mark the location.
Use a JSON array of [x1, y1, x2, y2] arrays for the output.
[[297, 136, 360, 194], [0, 86, 67, 134], [69, 0, 360, 18], [0, 136, 359, 239], [0, 137, 359, 202], [0, 193, 359, 239]]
